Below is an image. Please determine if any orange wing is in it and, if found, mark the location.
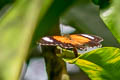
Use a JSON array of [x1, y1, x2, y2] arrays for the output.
[[70, 34, 90, 45], [53, 36, 71, 44], [70, 34, 102, 47], [53, 36, 83, 46], [39, 34, 103, 50]]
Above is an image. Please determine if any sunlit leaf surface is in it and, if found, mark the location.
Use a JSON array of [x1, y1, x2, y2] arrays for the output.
[[100, 0, 120, 44], [63, 47, 120, 80]]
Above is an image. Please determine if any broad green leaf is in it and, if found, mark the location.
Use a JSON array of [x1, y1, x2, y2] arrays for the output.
[[63, 47, 120, 80], [0, 0, 76, 80], [100, 0, 120, 43], [0, 0, 52, 80]]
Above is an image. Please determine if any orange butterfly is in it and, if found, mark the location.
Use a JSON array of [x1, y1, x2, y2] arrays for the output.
[[38, 34, 103, 57]]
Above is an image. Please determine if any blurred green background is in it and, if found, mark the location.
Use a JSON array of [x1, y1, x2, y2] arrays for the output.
[[0, 0, 120, 80]]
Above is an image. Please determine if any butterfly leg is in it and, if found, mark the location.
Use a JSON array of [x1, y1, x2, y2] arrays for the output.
[[73, 47, 78, 57]]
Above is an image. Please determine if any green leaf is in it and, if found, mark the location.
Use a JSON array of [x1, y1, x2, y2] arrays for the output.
[[0, 0, 76, 79], [100, 0, 120, 44], [63, 47, 120, 80], [0, 0, 53, 80]]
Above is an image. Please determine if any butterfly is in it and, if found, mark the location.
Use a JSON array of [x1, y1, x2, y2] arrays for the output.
[[38, 34, 103, 57]]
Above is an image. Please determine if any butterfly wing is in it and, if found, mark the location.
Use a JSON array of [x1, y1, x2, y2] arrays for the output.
[[79, 34, 103, 43], [70, 34, 103, 48], [38, 36, 74, 49], [38, 34, 103, 50]]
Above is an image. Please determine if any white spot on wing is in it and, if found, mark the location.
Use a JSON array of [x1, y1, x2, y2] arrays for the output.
[[42, 37, 53, 42], [81, 34, 94, 39]]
